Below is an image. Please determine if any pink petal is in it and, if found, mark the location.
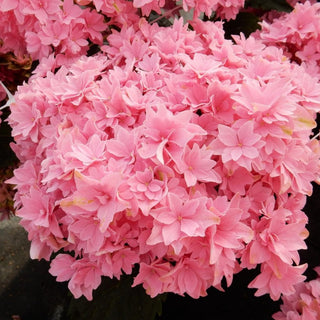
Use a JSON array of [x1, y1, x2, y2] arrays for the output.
[[230, 148, 242, 161], [181, 219, 200, 236], [184, 170, 197, 187], [162, 222, 181, 245], [218, 125, 238, 146], [156, 139, 168, 164], [238, 122, 260, 146], [242, 146, 259, 159], [156, 211, 177, 224]]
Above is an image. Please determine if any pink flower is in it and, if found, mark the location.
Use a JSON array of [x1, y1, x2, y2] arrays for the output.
[[68, 258, 102, 300], [49, 254, 76, 282], [208, 194, 253, 267], [138, 105, 206, 165], [9, 98, 43, 143], [68, 216, 106, 253], [269, 142, 318, 196], [82, 8, 106, 43], [21, 0, 61, 24], [61, 25, 89, 55], [232, 79, 296, 124], [249, 257, 307, 301], [132, 260, 171, 297], [249, 208, 308, 266], [147, 193, 216, 247], [25, 31, 52, 60], [181, 53, 221, 79], [210, 121, 263, 171], [59, 0, 83, 24], [166, 258, 212, 298], [174, 143, 221, 187], [112, 247, 140, 276], [255, 1, 320, 77], [60, 172, 127, 233], [105, 126, 137, 167], [67, 134, 107, 167], [17, 187, 53, 228], [38, 20, 69, 47], [126, 168, 167, 215]]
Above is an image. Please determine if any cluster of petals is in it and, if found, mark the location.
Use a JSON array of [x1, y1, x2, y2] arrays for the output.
[[273, 267, 320, 320], [0, 0, 106, 67], [75, 0, 245, 20], [254, 1, 320, 78], [6, 9, 320, 302], [0, 0, 246, 77]]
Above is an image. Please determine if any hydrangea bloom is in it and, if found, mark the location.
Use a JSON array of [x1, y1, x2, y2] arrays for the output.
[[6, 8, 320, 303], [254, 1, 320, 78], [0, 0, 106, 68], [1, 0, 244, 62]]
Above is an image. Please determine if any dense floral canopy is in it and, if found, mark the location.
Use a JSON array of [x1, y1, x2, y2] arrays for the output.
[[1, 1, 320, 319]]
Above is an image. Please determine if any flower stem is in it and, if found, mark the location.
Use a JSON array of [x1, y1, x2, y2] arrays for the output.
[[150, 5, 183, 24]]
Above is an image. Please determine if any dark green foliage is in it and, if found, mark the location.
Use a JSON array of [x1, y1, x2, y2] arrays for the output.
[[0, 109, 18, 168], [66, 274, 166, 320], [223, 12, 261, 39], [245, 0, 293, 12], [161, 269, 282, 320]]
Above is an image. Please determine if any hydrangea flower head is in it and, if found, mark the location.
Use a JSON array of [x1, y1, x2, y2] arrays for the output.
[[3, 0, 320, 306]]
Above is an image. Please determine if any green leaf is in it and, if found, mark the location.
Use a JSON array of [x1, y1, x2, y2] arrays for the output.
[[66, 275, 167, 320], [245, 0, 293, 12]]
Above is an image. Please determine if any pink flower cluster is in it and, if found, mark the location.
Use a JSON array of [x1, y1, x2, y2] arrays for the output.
[[76, 0, 245, 20], [255, 1, 320, 77], [0, 0, 245, 69], [7, 3, 320, 301], [0, 0, 106, 65], [273, 267, 320, 320]]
